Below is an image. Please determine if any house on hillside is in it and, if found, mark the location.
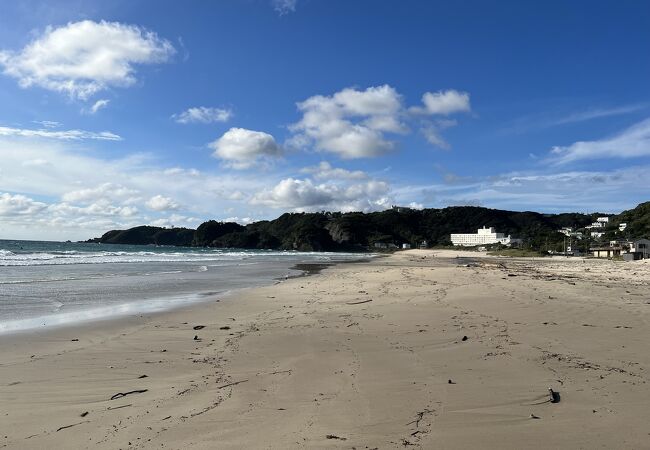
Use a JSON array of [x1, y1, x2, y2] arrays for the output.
[[625, 238, 650, 260], [586, 217, 610, 230]]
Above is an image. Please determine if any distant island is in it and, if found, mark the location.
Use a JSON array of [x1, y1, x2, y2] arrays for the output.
[[86, 202, 650, 253]]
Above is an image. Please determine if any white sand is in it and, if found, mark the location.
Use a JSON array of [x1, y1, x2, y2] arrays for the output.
[[2, 250, 649, 449]]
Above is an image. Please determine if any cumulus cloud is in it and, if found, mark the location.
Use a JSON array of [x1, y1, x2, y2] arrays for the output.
[[145, 195, 180, 211], [548, 118, 650, 164], [172, 106, 233, 124], [0, 20, 175, 99], [0, 192, 47, 216], [272, 0, 297, 15], [209, 127, 283, 169], [300, 161, 368, 180], [0, 125, 121, 141], [251, 177, 391, 212], [289, 85, 408, 159], [411, 89, 471, 115], [289, 85, 472, 156]]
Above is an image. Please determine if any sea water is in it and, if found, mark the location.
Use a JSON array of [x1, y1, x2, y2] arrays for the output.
[[0, 240, 369, 333]]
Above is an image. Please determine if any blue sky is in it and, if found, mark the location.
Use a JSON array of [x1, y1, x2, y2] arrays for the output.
[[1, 0, 649, 240]]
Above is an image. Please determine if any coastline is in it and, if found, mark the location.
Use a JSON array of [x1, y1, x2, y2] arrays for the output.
[[2, 250, 649, 449]]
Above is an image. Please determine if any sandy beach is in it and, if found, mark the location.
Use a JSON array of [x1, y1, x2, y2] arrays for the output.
[[2, 250, 649, 449]]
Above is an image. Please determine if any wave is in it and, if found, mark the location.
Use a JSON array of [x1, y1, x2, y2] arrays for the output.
[[0, 293, 211, 334], [0, 249, 368, 266]]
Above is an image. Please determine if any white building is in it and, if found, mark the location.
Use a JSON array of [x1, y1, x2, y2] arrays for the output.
[[629, 239, 650, 259], [586, 217, 611, 230], [619, 223, 627, 232], [451, 226, 519, 247], [591, 231, 605, 238]]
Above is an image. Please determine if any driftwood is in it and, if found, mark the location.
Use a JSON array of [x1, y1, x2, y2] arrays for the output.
[[217, 379, 248, 389], [56, 421, 90, 432], [110, 389, 148, 400], [326, 435, 347, 440], [107, 404, 132, 411], [405, 409, 434, 428], [346, 299, 373, 305]]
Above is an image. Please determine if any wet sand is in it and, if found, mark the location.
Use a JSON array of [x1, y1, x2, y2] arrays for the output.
[[2, 250, 649, 449]]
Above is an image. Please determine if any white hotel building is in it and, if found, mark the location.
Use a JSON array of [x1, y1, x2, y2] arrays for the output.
[[451, 226, 519, 247]]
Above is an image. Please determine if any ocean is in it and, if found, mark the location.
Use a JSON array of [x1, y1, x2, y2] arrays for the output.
[[0, 240, 369, 334]]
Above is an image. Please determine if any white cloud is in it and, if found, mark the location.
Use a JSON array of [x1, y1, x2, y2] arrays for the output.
[[272, 0, 297, 15], [89, 99, 110, 114], [251, 177, 391, 212], [209, 127, 283, 169], [146, 195, 180, 211], [173, 106, 233, 124], [554, 104, 646, 126], [150, 214, 199, 228], [500, 103, 646, 136], [50, 201, 139, 218], [300, 161, 368, 180], [548, 118, 650, 164], [290, 85, 407, 159], [412, 90, 471, 115], [421, 126, 448, 149], [0, 125, 121, 141], [227, 191, 247, 201], [163, 167, 200, 177], [420, 119, 457, 150], [223, 216, 255, 225], [62, 183, 139, 204], [0, 193, 47, 216], [33, 120, 61, 128], [0, 20, 175, 99]]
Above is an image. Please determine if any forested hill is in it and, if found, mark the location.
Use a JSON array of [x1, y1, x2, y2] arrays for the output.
[[85, 203, 650, 252]]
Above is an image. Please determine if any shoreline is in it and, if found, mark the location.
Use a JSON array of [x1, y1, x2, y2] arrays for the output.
[[2, 250, 649, 449], [0, 257, 368, 337]]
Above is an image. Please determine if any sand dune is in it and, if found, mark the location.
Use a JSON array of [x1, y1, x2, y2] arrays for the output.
[[2, 250, 649, 449]]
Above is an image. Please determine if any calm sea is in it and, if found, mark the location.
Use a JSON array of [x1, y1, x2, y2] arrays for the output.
[[0, 240, 369, 334]]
